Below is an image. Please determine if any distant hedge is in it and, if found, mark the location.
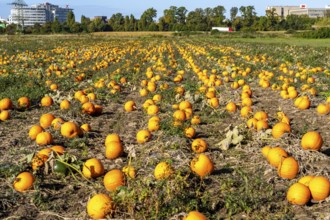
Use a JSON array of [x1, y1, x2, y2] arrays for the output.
[[296, 27, 330, 39]]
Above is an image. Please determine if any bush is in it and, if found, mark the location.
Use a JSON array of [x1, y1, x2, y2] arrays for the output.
[[296, 27, 330, 38]]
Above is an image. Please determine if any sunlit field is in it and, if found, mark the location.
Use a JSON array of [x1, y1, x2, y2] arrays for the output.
[[0, 33, 329, 219]]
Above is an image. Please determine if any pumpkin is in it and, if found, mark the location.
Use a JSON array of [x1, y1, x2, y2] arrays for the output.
[[61, 122, 82, 138], [254, 111, 268, 121], [294, 96, 310, 110], [82, 102, 95, 115], [267, 147, 288, 168], [298, 176, 315, 187], [122, 165, 136, 179], [60, 99, 70, 110], [246, 118, 258, 129], [173, 110, 186, 121], [154, 162, 174, 180], [147, 104, 159, 115], [87, 194, 113, 219], [136, 130, 151, 144], [105, 133, 121, 145], [191, 115, 201, 125], [39, 113, 55, 129], [104, 169, 125, 191], [272, 122, 291, 139], [0, 98, 13, 110], [261, 146, 272, 158], [17, 96, 30, 109], [50, 145, 65, 155], [287, 182, 311, 205], [191, 138, 208, 153], [308, 176, 330, 201], [179, 100, 192, 110], [148, 120, 160, 132], [190, 154, 214, 178], [278, 157, 299, 179], [183, 211, 207, 220], [40, 96, 53, 107], [316, 103, 330, 115], [209, 97, 219, 108], [82, 158, 104, 179], [51, 117, 65, 130], [35, 132, 53, 146], [184, 127, 196, 139], [81, 123, 92, 132], [226, 102, 237, 113], [0, 110, 10, 121], [105, 141, 123, 159], [256, 120, 269, 131], [240, 106, 252, 118], [124, 101, 136, 112], [29, 125, 44, 140], [13, 172, 34, 192], [301, 131, 323, 151]]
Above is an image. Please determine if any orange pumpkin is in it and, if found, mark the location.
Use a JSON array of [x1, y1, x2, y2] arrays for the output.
[[308, 176, 330, 201], [272, 122, 291, 139], [105, 141, 123, 159], [60, 122, 82, 138], [82, 158, 104, 179], [190, 154, 214, 178], [87, 194, 113, 219], [278, 157, 299, 179], [267, 147, 288, 168], [301, 131, 323, 151], [183, 211, 208, 220], [287, 182, 311, 205], [13, 172, 34, 192], [40, 96, 53, 107], [39, 113, 55, 129], [191, 138, 208, 153], [35, 132, 53, 146], [136, 130, 151, 144], [0, 98, 13, 110], [104, 169, 125, 191], [154, 162, 174, 180]]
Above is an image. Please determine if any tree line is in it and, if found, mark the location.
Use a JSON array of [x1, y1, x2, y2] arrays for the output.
[[0, 5, 329, 34]]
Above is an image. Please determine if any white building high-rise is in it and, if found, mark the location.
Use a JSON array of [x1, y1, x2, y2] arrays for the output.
[[9, 2, 73, 27]]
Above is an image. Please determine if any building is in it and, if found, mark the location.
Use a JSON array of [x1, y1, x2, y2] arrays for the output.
[[289, 8, 326, 18], [266, 5, 328, 18], [266, 6, 301, 18], [9, 2, 73, 27]]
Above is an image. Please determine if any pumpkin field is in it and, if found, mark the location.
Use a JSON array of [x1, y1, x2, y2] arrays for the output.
[[0, 33, 329, 219]]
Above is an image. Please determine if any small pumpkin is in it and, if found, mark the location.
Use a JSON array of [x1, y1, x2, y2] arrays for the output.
[[267, 147, 288, 168], [13, 172, 34, 192], [154, 162, 174, 180], [191, 138, 208, 153], [61, 121, 82, 138], [287, 182, 311, 205], [183, 211, 208, 220], [105, 141, 123, 159], [87, 194, 113, 219], [82, 158, 104, 179], [308, 176, 330, 201], [190, 154, 214, 178], [301, 131, 323, 151], [278, 157, 299, 179], [272, 122, 291, 139], [104, 169, 125, 191], [136, 129, 151, 144]]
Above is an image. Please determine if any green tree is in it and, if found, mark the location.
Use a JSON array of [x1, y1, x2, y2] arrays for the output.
[[139, 8, 157, 31], [230, 7, 238, 21], [186, 8, 208, 31], [239, 6, 257, 28], [51, 17, 61, 33], [81, 15, 91, 32], [66, 11, 76, 32], [109, 13, 124, 31]]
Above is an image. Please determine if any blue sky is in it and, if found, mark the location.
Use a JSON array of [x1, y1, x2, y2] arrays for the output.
[[0, 0, 329, 20]]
